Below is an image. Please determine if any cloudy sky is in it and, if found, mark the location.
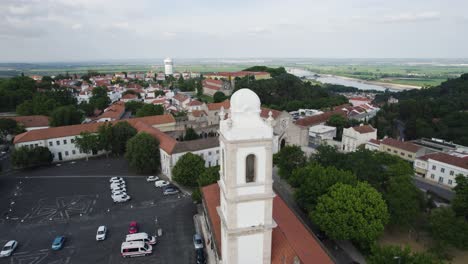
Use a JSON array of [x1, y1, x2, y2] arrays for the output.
[[1, 0, 467, 62]]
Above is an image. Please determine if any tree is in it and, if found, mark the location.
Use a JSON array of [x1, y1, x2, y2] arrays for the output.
[[213, 91, 227, 103], [429, 207, 468, 250], [0, 118, 22, 139], [74, 131, 99, 161], [312, 182, 389, 246], [184, 127, 199, 141], [136, 104, 164, 117], [16, 94, 57, 115], [125, 101, 145, 115], [11, 146, 53, 169], [273, 145, 306, 180], [97, 123, 113, 156], [78, 102, 95, 117], [110, 121, 137, 155], [90, 86, 110, 110], [198, 166, 220, 187], [49, 105, 83, 127], [172, 152, 205, 187], [292, 164, 357, 211], [368, 245, 442, 264], [326, 114, 347, 140], [452, 174, 468, 219], [125, 132, 160, 173]]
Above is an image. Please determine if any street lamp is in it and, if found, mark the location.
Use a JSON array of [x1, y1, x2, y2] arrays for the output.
[[393, 256, 401, 264]]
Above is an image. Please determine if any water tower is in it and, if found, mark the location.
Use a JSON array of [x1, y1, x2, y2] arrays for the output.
[[164, 58, 173, 75]]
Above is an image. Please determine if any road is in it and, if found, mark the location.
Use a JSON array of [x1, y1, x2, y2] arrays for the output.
[[413, 176, 454, 201], [272, 167, 366, 264]]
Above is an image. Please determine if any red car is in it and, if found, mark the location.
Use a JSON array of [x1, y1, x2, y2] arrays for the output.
[[128, 221, 138, 234]]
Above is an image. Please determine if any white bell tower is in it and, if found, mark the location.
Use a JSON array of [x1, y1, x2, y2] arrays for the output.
[[217, 88, 276, 264]]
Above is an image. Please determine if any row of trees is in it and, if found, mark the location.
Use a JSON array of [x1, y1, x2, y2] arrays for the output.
[[124, 101, 164, 117]]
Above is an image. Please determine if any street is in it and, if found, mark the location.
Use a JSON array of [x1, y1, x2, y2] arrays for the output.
[[413, 176, 454, 201], [0, 158, 198, 264]]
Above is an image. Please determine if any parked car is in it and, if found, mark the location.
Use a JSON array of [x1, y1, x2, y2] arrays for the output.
[[109, 177, 124, 183], [193, 234, 204, 249], [96, 226, 107, 241], [146, 176, 159, 182], [111, 190, 126, 196], [0, 240, 18, 257], [128, 221, 139, 234], [163, 186, 180, 196], [196, 248, 206, 264], [112, 194, 131, 203], [51, 236, 65, 250], [110, 182, 126, 189], [154, 180, 170, 187], [111, 186, 126, 193]]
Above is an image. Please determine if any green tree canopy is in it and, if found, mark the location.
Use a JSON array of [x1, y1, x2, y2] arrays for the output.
[[273, 145, 306, 180], [213, 91, 227, 103], [90, 86, 110, 110], [125, 101, 145, 115], [172, 152, 206, 187], [183, 127, 200, 141], [125, 132, 160, 173], [312, 182, 389, 246], [136, 104, 164, 117], [110, 121, 137, 155], [292, 164, 358, 211], [74, 131, 99, 160], [367, 245, 442, 264], [97, 123, 113, 156], [198, 166, 220, 187], [429, 207, 468, 250], [49, 105, 83, 127], [11, 146, 53, 169], [452, 174, 468, 219], [0, 118, 22, 138]]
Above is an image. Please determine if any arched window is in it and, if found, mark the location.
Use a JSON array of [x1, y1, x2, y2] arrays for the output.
[[246, 154, 256, 183]]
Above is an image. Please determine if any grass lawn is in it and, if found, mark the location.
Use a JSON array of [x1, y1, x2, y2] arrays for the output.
[[379, 229, 468, 263], [380, 78, 447, 87]]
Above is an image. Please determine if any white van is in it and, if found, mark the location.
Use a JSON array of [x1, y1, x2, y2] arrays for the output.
[[121, 241, 152, 258], [126, 232, 157, 245]]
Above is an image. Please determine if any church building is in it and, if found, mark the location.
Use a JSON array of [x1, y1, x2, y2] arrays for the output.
[[201, 89, 333, 264]]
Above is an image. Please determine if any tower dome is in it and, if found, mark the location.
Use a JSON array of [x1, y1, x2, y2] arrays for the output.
[[230, 88, 261, 115]]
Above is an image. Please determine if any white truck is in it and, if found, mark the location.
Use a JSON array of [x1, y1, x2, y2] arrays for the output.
[[121, 241, 152, 258], [126, 232, 157, 245]]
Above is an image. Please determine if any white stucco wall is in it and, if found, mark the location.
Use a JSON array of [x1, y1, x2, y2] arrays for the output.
[[236, 201, 265, 227], [237, 234, 263, 264], [425, 159, 467, 188]]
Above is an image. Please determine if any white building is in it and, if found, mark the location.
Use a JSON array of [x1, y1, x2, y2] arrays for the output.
[[164, 58, 173, 75], [341, 125, 377, 152], [200, 88, 333, 264], [308, 125, 337, 145], [414, 152, 468, 188]]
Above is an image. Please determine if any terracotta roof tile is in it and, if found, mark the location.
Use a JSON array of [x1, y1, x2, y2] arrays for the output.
[[202, 184, 333, 264], [352, 125, 375, 134], [381, 138, 421, 153], [130, 121, 177, 154], [187, 100, 203, 106], [207, 100, 230, 111], [95, 101, 125, 120], [295, 110, 347, 127], [122, 94, 138, 100], [260, 107, 282, 120], [173, 93, 189, 102], [418, 152, 468, 170], [3, 115, 49, 128], [369, 139, 381, 145]]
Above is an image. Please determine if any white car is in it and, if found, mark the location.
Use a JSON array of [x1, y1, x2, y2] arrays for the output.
[[109, 177, 124, 183], [110, 179, 125, 184], [112, 194, 131, 203], [111, 186, 126, 193], [146, 176, 159, 182], [110, 182, 126, 190], [96, 226, 107, 241], [0, 240, 18, 257], [112, 190, 126, 196], [154, 180, 170, 187]]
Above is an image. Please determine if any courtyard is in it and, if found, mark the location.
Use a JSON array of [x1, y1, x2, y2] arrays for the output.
[[0, 158, 197, 264]]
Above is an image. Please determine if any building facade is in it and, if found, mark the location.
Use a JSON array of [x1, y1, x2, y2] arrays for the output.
[[414, 152, 468, 188], [341, 125, 377, 152]]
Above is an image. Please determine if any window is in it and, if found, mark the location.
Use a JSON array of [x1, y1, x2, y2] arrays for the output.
[[49, 141, 53, 147], [56, 141, 60, 146], [216, 150, 219, 154], [393, 150, 397, 154], [30, 144, 33, 148], [450, 171, 454, 176], [71, 139, 75, 143], [387, 148, 391, 151], [246, 154, 256, 183], [79, 149, 82, 154], [35, 144, 38, 147], [448, 179, 453, 185], [208, 151, 212, 156], [441, 168, 445, 173], [408, 155, 413, 158], [208, 161, 211, 167], [63, 139, 67, 144], [65, 151, 69, 156], [438, 177, 444, 184], [430, 174, 435, 179], [400, 152, 405, 156], [432, 165, 436, 170]]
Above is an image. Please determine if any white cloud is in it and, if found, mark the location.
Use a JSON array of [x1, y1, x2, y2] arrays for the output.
[[71, 23, 82, 30], [380, 11, 441, 23]]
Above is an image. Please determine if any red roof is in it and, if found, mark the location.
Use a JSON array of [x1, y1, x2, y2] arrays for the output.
[[3, 115, 49, 128], [126, 83, 142, 89], [187, 100, 203, 106], [352, 125, 375, 134], [202, 184, 333, 264], [202, 79, 223, 91], [130, 121, 177, 154], [419, 152, 468, 170], [381, 138, 421, 153], [295, 110, 347, 127], [95, 101, 125, 120], [173, 93, 189, 102], [368, 139, 381, 145], [260, 107, 282, 120], [207, 100, 230, 111], [122, 94, 138, 100], [191, 110, 207, 117]]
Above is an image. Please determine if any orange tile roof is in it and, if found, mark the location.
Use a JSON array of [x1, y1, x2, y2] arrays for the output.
[[202, 184, 333, 264], [130, 121, 177, 154], [122, 94, 138, 100], [13, 114, 175, 144], [187, 100, 203, 106], [207, 100, 230, 111], [191, 110, 208, 117], [352, 125, 375, 134], [95, 101, 125, 120], [369, 139, 381, 145], [3, 115, 49, 128], [260, 107, 282, 120], [381, 138, 421, 153], [419, 152, 468, 170], [295, 110, 347, 127], [173, 93, 189, 102]]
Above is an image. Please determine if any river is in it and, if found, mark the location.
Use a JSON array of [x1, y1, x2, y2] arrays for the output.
[[287, 67, 416, 92]]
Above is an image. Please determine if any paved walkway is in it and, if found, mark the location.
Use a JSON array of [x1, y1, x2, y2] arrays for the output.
[[272, 167, 367, 264]]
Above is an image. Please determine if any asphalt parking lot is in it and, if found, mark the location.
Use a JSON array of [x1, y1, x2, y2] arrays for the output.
[[0, 158, 198, 264]]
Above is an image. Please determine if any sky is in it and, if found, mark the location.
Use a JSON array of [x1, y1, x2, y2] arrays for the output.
[[1, 0, 468, 62]]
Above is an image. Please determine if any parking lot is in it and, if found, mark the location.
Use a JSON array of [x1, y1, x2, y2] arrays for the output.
[[0, 158, 197, 264]]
